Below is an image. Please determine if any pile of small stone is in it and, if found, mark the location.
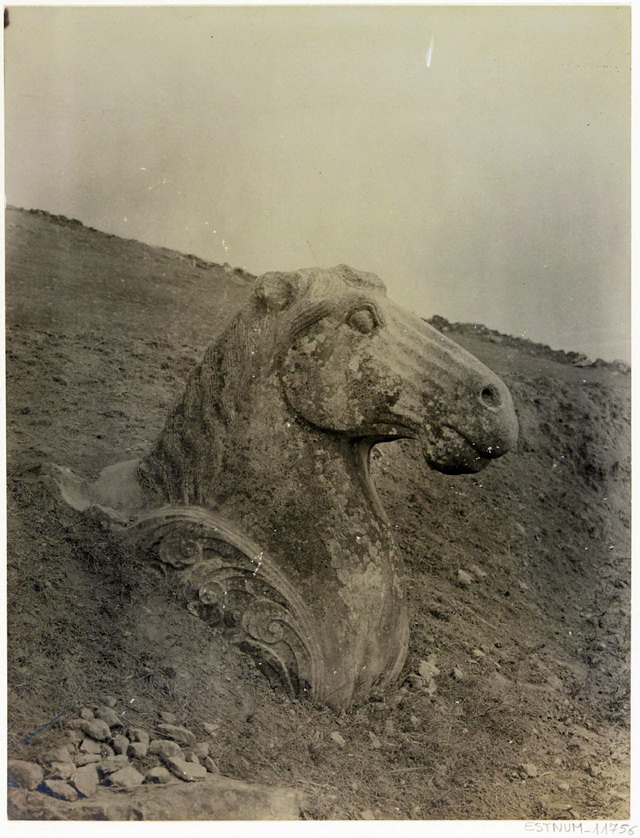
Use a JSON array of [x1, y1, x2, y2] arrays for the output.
[[9, 702, 220, 803]]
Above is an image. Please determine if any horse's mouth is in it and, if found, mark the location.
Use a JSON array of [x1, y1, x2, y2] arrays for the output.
[[421, 425, 497, 475]]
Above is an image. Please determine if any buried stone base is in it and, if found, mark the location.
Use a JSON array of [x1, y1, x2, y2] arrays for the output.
[[8, 774, 306, 821]]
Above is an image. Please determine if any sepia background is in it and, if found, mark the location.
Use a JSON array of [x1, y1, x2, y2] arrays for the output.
[[3, 3, 631, 362]]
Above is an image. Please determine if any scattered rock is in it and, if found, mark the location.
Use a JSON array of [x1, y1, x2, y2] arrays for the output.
[[71, 764, 99, 798], [203, 722, 220, 735], [193, 742, 210, 759], [159, 711, 178, 724], [472, 649, 486, 659], [368, 731, 382, 749], [203, 756, 220, 774], [80, 737, 103, 755], [66, 729, 83, 747], [558, 781, 570, 791], [47, 746, 75, 763], [163, 755, 208, 782], [157, 724, 196, 746], [418, 657, 440, 681], [85, 719, 111, 742], [8, 759, 43, 790], [112, 734, 129, 755], [407, 674, 425, 689], [75, 754, 101, 767], [452, 666, 465, 681], [94, 706, 121, 727], [67, 718, 91, 733], [417, 655, 440, 695], [80, 707, 95, 721], [361, 809, 376, 819], [148, 739, 182, 759], [48, 761, 75, 780], [102, 696, 117, 708], [9, 774, 306, 820], [145, 766, 174, 784], [457, 569, 474, 586], [43, 779, 79, 801], [410, 715, 419, 728], [183, 749, 201, 764], [100, 754, 130, 775], [128, 740, 149, 759], [106, 765, 145, 789], [469, 565, 488, 579], [520, 763, 538, 778], [517, 580, 529, 591], [128, 727, 150, 747], [588, 764, 602, 777], [330, 732, 346, 746]]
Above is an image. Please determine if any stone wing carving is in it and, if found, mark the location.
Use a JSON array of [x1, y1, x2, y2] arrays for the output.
[[126, 505, 325, 702]]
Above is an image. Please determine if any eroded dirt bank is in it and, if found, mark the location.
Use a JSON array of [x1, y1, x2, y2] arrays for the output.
[[5, 207, 631, 820]]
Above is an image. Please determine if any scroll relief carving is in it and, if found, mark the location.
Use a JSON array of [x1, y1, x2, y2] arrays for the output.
[[127, 506, 323, 702], [53, 264, 518, 709]]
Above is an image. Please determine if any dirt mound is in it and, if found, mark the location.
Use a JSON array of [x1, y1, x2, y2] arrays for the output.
[[5, 207, 631, 820]]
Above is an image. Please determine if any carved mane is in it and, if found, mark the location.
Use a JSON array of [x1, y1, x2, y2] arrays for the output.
[[140, 265, 387, 506]]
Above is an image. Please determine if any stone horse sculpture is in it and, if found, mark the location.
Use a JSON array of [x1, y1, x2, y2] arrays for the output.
[[54, 265, 518, 710]]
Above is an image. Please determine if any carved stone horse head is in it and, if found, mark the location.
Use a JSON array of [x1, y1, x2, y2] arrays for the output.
[[54, 265, 518, 709]]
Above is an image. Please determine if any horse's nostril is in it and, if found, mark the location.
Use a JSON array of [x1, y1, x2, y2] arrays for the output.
[[480, 385, 501, 408]]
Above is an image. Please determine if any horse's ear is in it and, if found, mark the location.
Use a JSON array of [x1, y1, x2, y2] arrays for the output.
[[255, 272, 297, 312]]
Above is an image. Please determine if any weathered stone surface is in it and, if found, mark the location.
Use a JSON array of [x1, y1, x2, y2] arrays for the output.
[[156, 724, 196, 746], [112, 733, 129, 755], [159, 711, 177, 724], [79, 707, 94, 721], [457, 569, 474, 586], [65, 729, 83, 747], [8, 760, 43, 790], [9, 775, 306, 820], [148, 739, 181, 759], [48, 761, 75, 780], [521, 762, 539, 778], [106, 765, 145, 788], [100, 754, 130, 775], [67, 718, 91, 733], [79, 737, 103, 755], [203, 722, 220, 735], [128, 727, 150, 746], [193, 742, 210, 759], [203, 756, 220, 774], [163, 755, 207, 782], [128, 740, 148, 759], [43, 780, 78, 802], [53, 266, 518, 710], [74, 753, 101, 767], [144, 766, 174, 784], [70, 764, 99, 798], [94, 706, 121, 727], [84, 719, 111, 742], [47, 746, 75, 763]]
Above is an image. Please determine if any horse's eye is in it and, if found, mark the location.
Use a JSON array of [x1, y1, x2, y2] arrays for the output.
[[347, 307, 378, 335]]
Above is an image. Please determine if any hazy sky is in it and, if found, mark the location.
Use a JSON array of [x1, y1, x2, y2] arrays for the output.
[[4, 4, 631, 361]]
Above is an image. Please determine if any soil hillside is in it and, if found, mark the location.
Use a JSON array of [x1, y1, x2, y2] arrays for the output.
[[5, 206, 631, 821]]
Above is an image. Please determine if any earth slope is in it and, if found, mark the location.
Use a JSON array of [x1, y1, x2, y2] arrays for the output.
[[5, 207, 631, 820]]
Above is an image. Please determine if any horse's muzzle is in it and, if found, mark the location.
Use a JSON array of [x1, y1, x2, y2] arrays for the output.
[[419, 373, 519, 475]]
